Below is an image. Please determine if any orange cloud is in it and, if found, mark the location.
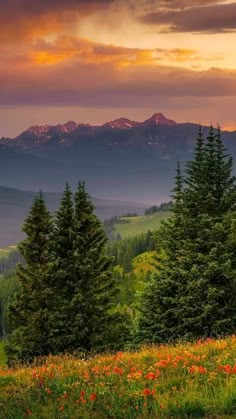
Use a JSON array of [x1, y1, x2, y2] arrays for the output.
[[0, 52, 236, 109], [222, 124, 236, 132], [13, 36, 199, 69], [0, 0, 115, 44]]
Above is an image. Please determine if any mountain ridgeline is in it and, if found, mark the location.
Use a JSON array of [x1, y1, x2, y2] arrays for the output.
[[1, 113, 236, 202]]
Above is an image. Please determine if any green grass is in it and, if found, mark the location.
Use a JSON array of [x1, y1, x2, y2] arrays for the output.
[[114, 211, 170, 239], [0, 340, 7, 366]]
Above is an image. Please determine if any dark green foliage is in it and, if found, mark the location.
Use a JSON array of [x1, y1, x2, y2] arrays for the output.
[[6, 183, 128, 362], [6, 193, 52, 363], [70, 182, 128, 352], [136, 127, 236, 344], [0, 274, 19, 336], [46, 183, 77, 353], [145, 201, 173, 215], [121, 212, 137, 217]]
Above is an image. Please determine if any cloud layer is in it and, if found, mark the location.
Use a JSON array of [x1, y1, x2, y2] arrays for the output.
[[141, 1, 236, 33], [0, 0, 235, 134]]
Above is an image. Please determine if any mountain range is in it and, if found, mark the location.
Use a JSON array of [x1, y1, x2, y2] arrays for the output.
[[1, 113, 236, 202]]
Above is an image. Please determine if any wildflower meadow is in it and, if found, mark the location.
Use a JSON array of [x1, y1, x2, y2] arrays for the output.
[[2, 336, 236, 418]]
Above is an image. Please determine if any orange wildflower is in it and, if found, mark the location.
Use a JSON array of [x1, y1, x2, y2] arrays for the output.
[[188, 365, 207, 374]]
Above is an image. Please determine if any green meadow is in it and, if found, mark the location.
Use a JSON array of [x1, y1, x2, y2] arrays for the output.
[[114, 211, 170, 239]]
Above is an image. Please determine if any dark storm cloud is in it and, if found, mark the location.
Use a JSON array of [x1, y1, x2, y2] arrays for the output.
[[141, 2, 236, 33]]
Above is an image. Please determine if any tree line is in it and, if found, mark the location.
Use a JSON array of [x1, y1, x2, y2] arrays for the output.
[[6, 183, 128, 364], [144, 201, 173, 215]]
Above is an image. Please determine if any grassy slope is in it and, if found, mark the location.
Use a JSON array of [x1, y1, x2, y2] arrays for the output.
[[114, 211, 170, 239], [1, 336, 236, 417]]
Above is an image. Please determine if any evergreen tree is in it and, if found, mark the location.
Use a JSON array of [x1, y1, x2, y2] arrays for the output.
[[47, 183, 80, 353], [69, 182, 128, 352], [135, 127, 236, 344], [214, 126, 236, 214], [184, 126, 205, 216], [6, 193, 52, 363]]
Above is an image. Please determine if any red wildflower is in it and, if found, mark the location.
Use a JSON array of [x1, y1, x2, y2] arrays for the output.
[[145, 372, 156, 380], [90, 393, 97, 401], [113, 367, 123, 375], [143, 388, 155, 396], [219, 364, 236, 374], [143, 388, 152, 396]]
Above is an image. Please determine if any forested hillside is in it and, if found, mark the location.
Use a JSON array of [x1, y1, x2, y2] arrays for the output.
[[1, 126, 236, 417]]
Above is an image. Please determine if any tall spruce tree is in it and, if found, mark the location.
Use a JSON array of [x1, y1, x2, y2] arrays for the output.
[[135, 127, 236, 343], [47, 183, 81, 353], [184, 126, 206, 216], [70, 181, 127, 352], [6, 193, 52, 363]]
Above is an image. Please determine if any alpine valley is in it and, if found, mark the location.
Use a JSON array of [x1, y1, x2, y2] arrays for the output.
[[1, 113, 236, 203]]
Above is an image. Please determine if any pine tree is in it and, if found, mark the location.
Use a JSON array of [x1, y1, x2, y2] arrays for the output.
[[135, 127, 236, 344], [6, 193, 52, 363], [47, 183, 81, 353], [69, 182, 128, 352], [184, 126, 206, 216], [214, 126, 236, 214]]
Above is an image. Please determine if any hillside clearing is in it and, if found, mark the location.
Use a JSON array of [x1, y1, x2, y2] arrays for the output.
[[114, 211, 170, 239]]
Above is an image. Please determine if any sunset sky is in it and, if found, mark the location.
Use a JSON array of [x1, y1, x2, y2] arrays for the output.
[[1, 0, 236, 136]]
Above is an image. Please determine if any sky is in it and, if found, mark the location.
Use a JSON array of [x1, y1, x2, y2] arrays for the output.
[[1, 0, 236, 136]]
